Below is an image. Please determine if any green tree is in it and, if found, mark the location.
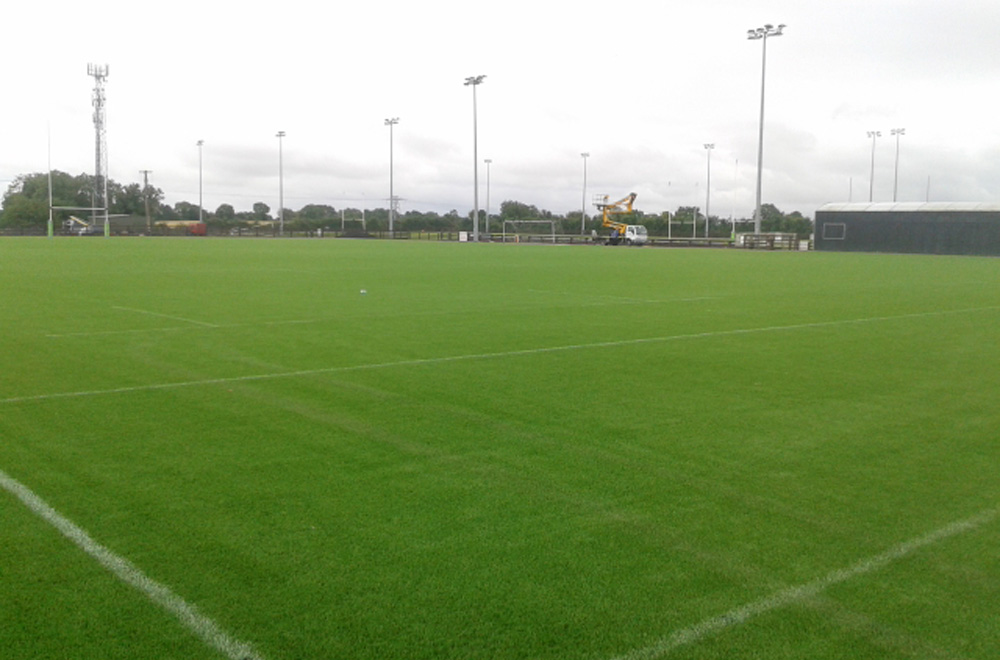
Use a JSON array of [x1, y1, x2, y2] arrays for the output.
[[298, 204, 338, 226], [760, 204, 813, 238], [0, 194, 47, 227], [158, 204, 179, 221], [2, 171, 93, 228], [1, 171, 169, 230], [109, 182, 147, 216], [252, 202, 271, 223], [499, 200, 540, 221], [215, 204, 235, 221], [174, 201, 201, 221]]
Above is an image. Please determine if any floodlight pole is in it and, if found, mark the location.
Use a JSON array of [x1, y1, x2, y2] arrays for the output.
[[196, 140, 204, 223], [731, 157, 739, 240], [891, 127, 905, 202], [867, 130, 881, 202], [484, 158, 492, 238], [704, 143, 714, 237], [581, 152, 589, 234], [47, 124, 53, 238], [464, 75, 486, 242], [140, 169, 153, 234], [276, 131, 286, 235], [747, 24, 784, 234], [384, 118, 399, 236]]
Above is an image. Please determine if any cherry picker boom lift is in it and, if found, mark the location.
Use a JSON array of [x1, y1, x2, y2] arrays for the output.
[[594, 192, 648, 245]]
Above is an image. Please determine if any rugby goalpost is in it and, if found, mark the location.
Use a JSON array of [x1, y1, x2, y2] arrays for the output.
[[501, 219, 556, 243]]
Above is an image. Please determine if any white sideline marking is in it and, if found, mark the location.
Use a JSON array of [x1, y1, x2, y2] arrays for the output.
[[48, 326, 193, 339], [112, 305, 219, 328], [0, 467, 264, 660], [5, 305, 1000, 406], [527, 289, 721, 305], [47, 318, 320, 338], [610, 506, 1000, 660]]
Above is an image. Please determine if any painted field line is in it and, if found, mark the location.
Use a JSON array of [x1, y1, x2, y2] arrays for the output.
[[528, 288, 720, 305], [112, 305, 219, 328], [47, 318, 321, 338], [0, 467, 264, 660], [611, 505, 1000, 660], [47, 326, 194, 339], [5, 305, 1000, 406]]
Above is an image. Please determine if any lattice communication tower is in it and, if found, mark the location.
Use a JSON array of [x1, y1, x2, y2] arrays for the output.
[[88, 63, 109, 225]]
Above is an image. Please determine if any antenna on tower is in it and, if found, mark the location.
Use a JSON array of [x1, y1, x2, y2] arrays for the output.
[[88, 63, 109, 235]]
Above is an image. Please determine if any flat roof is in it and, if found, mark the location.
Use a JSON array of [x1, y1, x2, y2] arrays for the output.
[[817, 202, 1000, 213]]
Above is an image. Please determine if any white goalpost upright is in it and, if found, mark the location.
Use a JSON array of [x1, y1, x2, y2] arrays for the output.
[[501, 219, 556, 243]]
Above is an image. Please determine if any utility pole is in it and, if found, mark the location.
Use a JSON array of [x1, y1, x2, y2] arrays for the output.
[[140, 169, 153, 234]]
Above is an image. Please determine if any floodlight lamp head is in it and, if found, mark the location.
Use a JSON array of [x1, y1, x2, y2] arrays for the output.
[[276, 131, 286, 138], [776, 24, 786, 34], [464, 75, 486, 86]]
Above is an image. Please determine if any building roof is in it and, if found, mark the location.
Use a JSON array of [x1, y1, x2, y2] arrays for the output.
[[817, 202, 1000, 213]]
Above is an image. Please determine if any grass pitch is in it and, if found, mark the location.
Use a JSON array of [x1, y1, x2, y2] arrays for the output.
[[1, 237, 999, 659]]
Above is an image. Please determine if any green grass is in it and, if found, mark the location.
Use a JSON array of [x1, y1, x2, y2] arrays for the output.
[[2, 237, 999, 659]]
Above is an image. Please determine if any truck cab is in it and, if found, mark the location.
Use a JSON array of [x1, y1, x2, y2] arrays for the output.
[[622, 224, 648, 245], [608, 224, 648, 245]]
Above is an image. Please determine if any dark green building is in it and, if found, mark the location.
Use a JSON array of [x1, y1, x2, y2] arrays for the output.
[[814, 203, 1000, 256]]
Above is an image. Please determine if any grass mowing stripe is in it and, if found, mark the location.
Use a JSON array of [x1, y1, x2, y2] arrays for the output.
[[612, 506, 1000, 660], [5, 304, 1000, 406], [0, 467, 264, 660]]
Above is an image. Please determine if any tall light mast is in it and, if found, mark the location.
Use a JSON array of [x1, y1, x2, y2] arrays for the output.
[[747, 24, 784, 234], [464, 75, 486, 241]]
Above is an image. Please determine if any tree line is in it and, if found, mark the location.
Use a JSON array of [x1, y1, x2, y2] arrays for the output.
[[1, 171, 813, 238]]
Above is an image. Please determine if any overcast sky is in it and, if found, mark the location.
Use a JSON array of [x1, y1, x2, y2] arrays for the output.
[[4, 0, 1000, 219]]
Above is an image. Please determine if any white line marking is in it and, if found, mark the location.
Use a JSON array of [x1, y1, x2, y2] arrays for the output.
[[47, 326, 194, 339], [6, 305, 1000, 406], [0, 467, 264, 660], [46, 318, 321, 338], [527, 289, 720, 305], [610, 506, 1000, 660], [112, 305, 219, 328]]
